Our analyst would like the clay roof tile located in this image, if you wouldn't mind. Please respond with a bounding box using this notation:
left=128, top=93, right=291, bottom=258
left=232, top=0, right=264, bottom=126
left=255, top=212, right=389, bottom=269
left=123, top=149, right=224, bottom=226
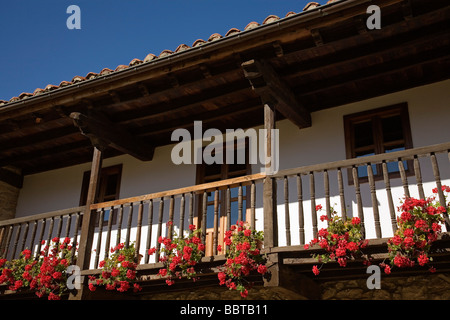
left=244, top=21, right=259, bottom=31
left=208, top=33, right=222, bottom=41
left=225, top=28, right=240, bottom=37
left=143, top=53, right=157, bottom=62
left=192, top=39, right=207, bottom=47
left=71, top=75, right=86, bottom=83
left=115, top=65, right=129, bottom=71
left=263, top=15, right=280, bottom=24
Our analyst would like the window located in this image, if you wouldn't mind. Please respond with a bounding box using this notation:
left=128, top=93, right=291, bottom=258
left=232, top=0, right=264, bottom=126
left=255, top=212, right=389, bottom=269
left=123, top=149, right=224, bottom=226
left=80, top=164, right=122, bottom=225
left=344, top=103, right=413, bottom=183
left=196, top=140, right=251, bottom=228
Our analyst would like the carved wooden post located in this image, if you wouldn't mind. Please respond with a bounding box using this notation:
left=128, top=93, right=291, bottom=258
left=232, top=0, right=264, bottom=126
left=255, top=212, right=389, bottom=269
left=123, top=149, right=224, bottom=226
left=262, top=102, right=278, bottom=248
left=69, top=147, right=103, bottom=299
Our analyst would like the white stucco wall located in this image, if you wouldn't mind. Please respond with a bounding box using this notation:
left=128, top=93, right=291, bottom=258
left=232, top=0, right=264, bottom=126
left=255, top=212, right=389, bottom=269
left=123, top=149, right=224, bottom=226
left=12, top=79, right=450, bottom=264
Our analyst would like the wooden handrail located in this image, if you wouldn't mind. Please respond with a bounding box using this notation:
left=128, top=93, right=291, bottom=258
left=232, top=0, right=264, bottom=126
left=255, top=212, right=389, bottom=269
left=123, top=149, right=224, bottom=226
left=90, top=172, right=266, bottom=210
left=271, top=141, right=450, bottom=179
left=0, top=206, right=85, bottom=227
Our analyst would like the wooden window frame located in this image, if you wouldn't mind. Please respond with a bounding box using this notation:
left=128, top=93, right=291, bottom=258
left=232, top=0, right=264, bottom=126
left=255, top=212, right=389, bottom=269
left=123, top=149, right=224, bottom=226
left=79, top=164, right=122, bottom=226
left=344, top=103, right=414, bottom=185
left=195, top=139, right=252, bottom=226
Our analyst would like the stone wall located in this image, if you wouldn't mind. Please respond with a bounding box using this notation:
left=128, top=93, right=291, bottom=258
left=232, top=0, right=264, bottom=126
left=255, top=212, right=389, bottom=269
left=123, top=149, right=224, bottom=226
left=140, top=285, right=309, bottom=300
left=0, top=180, right=20, bottom=221
left=321, top=272, right=450, bottom=300
left=137, top=273, right=450, bottom=300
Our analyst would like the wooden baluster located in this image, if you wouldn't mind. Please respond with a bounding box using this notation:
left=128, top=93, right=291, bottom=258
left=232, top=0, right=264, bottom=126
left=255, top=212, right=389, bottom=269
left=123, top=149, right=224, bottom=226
left=94, top=209, right=104, bottom=268
left=352, top=166, right=365, bottom=237
left=145, top=199, right=153, bottom=264
left=11, top=224, right=21, bottom=259
left=226, top=188, right=231, bottom=253
left=0, top=227, right=5, bottom=257
left=71, top=212, right=81, bottom=265
left=213, top=189, right=219, bottom=255
left=20, top=222, right=29, bottom=254
left=382, top=161, right=397, bottom=233
left=3, top=226, right=13, bottom=260
left=45, top=217, right=55, bottom=256
left=155, top=198, right=164, bottom=262
left=226, top=187, right=231, bottom=232
left=116, top=205, right=124, bottom=246
left=29, top=221, right=38, bottom=258
left=55, top=216, right=63, bottom=241
left=337, top=168, right=346, bottom=220
left=64, top=214, right=72, bottom=239
left=238, top=184, right=243, bottom=223
left=189, top=192, right=194, bottom=234
left=104, top=206, right=114, bottom=261
left=168, top=196, right=175, bottom=240
left=413, top=156, right=425, bottom=200
left=179, top=194, right=186, bottom=237
left=398, top=158, right=410, bottom=198
left=431, top=152, right=450, bottom=228
left=310, top=172, right=318, bottom=237
left=135, top=201, right=144, bottom=261
left=125, top=203, right=133, bottom=248
left=201, top=191, right=207, bottom=245
left=36, top=219, right=46, bottom=259
left=367, top=163, right=382, bottom=238
left=250, top=181, right=256, bottom=230
left=284, top=176, right=291, bottom=246
left=323, top=170, right=331, bottom=220
left=297, top=174, right=305, bottom=246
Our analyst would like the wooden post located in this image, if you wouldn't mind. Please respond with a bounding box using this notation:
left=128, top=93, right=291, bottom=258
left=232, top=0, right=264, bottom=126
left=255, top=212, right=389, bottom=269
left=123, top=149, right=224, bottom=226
left=69, top=147, right=103, bottom=300
left=263, top=102, right=277, bottom=248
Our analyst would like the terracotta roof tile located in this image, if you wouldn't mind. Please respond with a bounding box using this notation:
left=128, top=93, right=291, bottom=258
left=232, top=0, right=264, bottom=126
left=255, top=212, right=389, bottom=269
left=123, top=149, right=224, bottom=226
left=244, top=21, right=260, bottom=31
left=99, top=68, right=113, bottom=75
left=225, top=28, right=241, bottom=37
left=303, top=2, right=320, bottom=10
left=114, top=65, right=129, bottom=71
left=71, top=75, right=86, bottom=83
left=129, top=58, right=143, bottom=66
left=208, top=33, right=222, bottom=41
left=19, top=92, right=33, bottom=99
left=192, top=39, right=207, bottom=47
left=85, top=72, right=98, bottom=80
left=263, top=15, right=280, bottom=24
left=33, top=88, right=45, bottom=95
left=59, top=80, right=72, bottom=87
left=175, top=44, right=190, bottom=53
left=0, top=1, right=334, bottom=106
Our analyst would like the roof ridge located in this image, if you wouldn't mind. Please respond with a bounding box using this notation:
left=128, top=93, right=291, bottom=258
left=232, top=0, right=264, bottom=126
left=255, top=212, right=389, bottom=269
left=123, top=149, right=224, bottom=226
left=0, top=1, right=331, bottom=106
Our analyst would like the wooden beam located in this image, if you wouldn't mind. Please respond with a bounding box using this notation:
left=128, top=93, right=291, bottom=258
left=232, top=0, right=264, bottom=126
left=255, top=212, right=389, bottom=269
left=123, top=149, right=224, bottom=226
left=0, top=167, right=23, bottom=189
left=263, top=253, right=321, bottom=299
left=242, top=59, right=311, bottom=129
left=70, top=111, right=155, bottom=161
left=70, top=147, right=102, bottom=300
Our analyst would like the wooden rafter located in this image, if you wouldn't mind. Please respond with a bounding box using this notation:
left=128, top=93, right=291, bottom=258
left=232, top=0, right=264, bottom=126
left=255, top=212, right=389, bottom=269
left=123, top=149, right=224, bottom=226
left=70, top=111, right=155, bottom=161
left=242, top=59, right=311, bottom=129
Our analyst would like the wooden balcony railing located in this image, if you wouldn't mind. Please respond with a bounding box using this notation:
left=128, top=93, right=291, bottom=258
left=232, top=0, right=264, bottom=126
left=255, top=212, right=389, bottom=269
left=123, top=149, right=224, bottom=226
left=1, top=142, right=449, bottom=279
left=0, top=206, right=85, bottom=262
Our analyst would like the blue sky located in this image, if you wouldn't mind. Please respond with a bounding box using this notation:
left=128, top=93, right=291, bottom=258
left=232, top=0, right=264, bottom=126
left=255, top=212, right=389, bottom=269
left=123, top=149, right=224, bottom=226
left=0, top=0, right=311, bottom=102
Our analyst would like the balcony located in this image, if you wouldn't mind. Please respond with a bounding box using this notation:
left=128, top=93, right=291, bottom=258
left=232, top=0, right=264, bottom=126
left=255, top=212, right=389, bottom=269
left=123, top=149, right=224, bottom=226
left=1, top=142, right=450, bottom=300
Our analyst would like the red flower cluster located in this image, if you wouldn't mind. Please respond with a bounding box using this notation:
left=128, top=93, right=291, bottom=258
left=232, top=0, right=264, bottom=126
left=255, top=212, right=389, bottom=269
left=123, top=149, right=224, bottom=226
left=218, top=221, right=267, bottom=298
left=88, top=242, right=142, bottom=293
left=305, top=206, right=368, bottom=275
left=381, top=188, right=448, bottom=274
left=149, top=225, right=204, bottom=286
left=0, top=237, right=77, bottom=300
